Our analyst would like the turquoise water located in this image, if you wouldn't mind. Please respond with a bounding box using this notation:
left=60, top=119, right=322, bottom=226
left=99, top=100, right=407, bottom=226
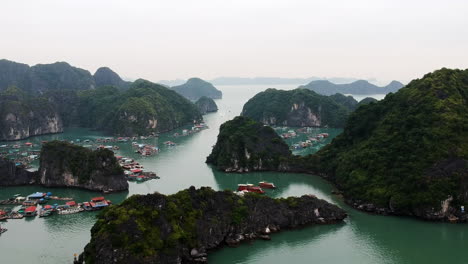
left=1, top=85, right=467, bottom=264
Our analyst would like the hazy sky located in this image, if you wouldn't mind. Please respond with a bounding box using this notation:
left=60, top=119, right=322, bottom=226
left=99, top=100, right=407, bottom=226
left=1, top=0, right=467, bottom=84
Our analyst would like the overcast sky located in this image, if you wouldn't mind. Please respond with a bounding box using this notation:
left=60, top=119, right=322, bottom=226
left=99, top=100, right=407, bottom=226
left=1, top=0, right=467, bottom=84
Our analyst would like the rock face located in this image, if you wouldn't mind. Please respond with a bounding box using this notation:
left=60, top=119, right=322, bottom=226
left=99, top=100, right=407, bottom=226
left=78, top=80, right=203, bottom=136
left=77, top=186, right=347, bottom=264
left=0, top=87, right=63, bottom=141
left=206, top=116, right=291, bottom=172
left=300, top=79, right=404, bottom=96
left=0, top=158, right=38, bottom=186
left=38, top=141, right=128, bottom=192
left=195, top=96, right=218, bottom=114
left=241, top=88, right=352, bottom=128
left=172, top=78, right=222, bottom=101
left=315, top=68, right=468, bottom=221
left=93, top=67, right=130, bottom=89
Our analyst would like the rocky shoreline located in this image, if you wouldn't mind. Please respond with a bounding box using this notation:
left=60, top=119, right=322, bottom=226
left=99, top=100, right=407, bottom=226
left=77, top=186, right=347, bottom=263
left=0, top=141, right=128, bottom=192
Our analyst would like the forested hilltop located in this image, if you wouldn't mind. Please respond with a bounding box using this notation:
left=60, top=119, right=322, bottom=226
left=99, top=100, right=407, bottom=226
left=314, top=68, right=468, bottom=220
left=0, top=59, right=202, bottom=140
left=172, top=78, right=222, bottom=101
left=241, top=88, right=361, bottom=128
left=210, top=68, right=468, bottom=222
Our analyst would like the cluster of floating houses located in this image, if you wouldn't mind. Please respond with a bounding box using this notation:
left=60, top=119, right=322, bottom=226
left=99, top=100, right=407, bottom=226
left=117, top=156, right=159, bottom=182
left=0, top=192, right=112, bottom=222
left=275, top=127, right=330, bottom=150
left=173, top=122, right=209, bottom=138
left=0, top=142, right=40, bottom=168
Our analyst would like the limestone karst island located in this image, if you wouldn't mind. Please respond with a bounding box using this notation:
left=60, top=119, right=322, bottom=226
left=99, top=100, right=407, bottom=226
left=0, top=1, right=467, bottom=264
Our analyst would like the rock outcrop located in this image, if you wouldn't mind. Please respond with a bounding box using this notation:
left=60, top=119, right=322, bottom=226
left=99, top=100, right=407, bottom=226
left=172, top=78, right=222, bottom=101
left=241, top=88, right=352, bottom=128
left=0, top=158, right=38, bottom=186
left=0, top=87, right=63, bottom=140
left=38, top=141, right=128, bottom=192
left=195, top=96, right=218, bottom=114
left=206, top=116, right=291, bottom=172
left=77, top=186, right=346, bottom=264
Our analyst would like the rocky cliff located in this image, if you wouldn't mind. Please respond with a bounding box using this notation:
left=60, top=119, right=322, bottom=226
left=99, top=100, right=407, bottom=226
left=241, top=88, right=351, bottom=128
left=172, top=78, right=222, bottom=101
left=78, top=80, right=203, bottom=136
left=195, top=96, right=218, bottom=114
left=0, top=87, right=63, bottom=141
left=77, top=186, right=346, bottom=264
left=38, top=141, right=128, bottom=192
left=0, top=158, right=38, bottom=186
left=206, top=116, right=291, bottom=172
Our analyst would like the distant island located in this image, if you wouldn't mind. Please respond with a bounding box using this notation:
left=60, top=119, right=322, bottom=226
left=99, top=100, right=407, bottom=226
left=77, top=186, right=346, bottom=263
left=241, top=89, right=360, bottom=128
left=208, top=68, right=468, bottom=223
left=299, top=79, right=404, bottom=96
left=0, top=59, right=203, bottom=140
left=171, top=78, right=222, bottom=101
left=195, top=96, right=218, bottom=114
left=159, top=76, right=383, bottom=86
left=0, top=141, right=128, bottom=192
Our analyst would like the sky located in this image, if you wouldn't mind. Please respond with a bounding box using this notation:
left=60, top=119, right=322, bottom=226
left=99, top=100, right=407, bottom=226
left=1, top=0, right=467, bottom=84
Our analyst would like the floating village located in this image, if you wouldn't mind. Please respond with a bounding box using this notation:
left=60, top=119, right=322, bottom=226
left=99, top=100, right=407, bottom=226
left=0, top=124, right=330, bottom=235
left=0, top=122, right=211, bottom=232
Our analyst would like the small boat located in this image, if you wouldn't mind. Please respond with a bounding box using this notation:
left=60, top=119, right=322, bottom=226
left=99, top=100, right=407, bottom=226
left=7, top=211, right=23, bottom=219
left=39, top=205, right=55, bottom=217
left=57, top=207, right=83, bottom=215
left=237, top=184, right=265, bottom=194
left=259, top=182, right=276, bottom=189
left=24, top=206, right=37, bottom=217
left=0, top=210, right=8, bottom=221
left=49, top=196, right=73, bottom=201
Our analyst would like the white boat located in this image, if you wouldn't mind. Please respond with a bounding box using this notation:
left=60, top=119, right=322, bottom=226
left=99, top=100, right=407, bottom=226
left=57, top=207, right=83, bottom=215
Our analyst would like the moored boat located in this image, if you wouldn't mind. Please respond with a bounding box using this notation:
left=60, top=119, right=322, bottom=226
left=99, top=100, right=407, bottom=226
left=237, top=184, right=265, bottom=194
left=259, top=182, right=276, bottom=189
left=24, top=206, right=37, bottom=217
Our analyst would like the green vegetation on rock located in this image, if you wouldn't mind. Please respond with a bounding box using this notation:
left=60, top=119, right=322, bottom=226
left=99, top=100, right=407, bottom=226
left=79, top=186, right=346, bottom=263
left=241, top=88, right=353, bottom=128
left=172, top=78, right=222, bottom=101
left=78, top=80, right=202, bottom=136
left=39, top=141, right=127, bottom=191
left=206, top=116, right=291, bottom=172
left=209, top=68, right=468, bottom=221
left=315, top=68, right=468, bottom=217
left=195, top=96, right=218, bottom=114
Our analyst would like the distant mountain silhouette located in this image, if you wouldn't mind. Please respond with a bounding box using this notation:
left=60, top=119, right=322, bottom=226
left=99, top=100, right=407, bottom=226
left=299, top=80, right=404, bottom=96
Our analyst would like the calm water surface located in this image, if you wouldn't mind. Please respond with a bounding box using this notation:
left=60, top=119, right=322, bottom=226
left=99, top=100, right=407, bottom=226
left=1, top=85, right=466, bottom=264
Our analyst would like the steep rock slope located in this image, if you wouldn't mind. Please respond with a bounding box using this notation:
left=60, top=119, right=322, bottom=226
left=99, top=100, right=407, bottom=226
left=315, top=68, right=468, bottom=220
left=172, top=78, right=222, bottom=101
left=195, top=96, right=218, bottom=114
left=38, top=141, right=128, bottom=192
left=78, top=80, right=202, bottom=136
left=241, top=88, right=352, bottom=128
left=0, top=87, right=63, bottom=140
left=206, top=116, right=291, bottom=172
